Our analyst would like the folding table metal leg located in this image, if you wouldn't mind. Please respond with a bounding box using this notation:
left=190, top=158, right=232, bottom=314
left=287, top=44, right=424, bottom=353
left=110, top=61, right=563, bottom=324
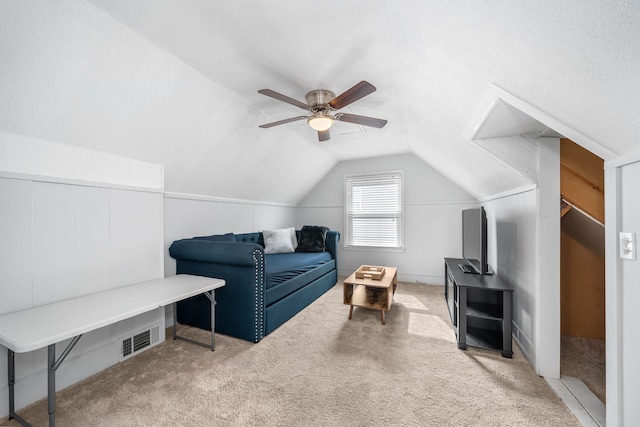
left=7, top=348, right=16, bottom=420
left=8, top=348, right=14, bottom=418
left=208, top=291, right=216, bottom=350
left=172, top=302, right=178, bottom=341
left=7, top=349, right=30, bottom=427
left=48, top=345, right=56, bottom=427
left=6, top=336, right=82, bottom=427
left=172, top=291, right=217, bottom=351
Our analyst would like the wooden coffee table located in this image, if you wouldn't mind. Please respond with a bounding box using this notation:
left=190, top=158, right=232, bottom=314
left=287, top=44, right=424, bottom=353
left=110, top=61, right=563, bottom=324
left=343, top=267, right=398, bottom=325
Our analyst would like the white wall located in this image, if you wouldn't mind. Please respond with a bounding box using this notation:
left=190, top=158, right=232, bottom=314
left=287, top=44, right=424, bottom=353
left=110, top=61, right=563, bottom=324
left=535, top=138, right=561, bottom=378
left=0, top=131, right=164, bottom=190
left=482, top=190, right=538, bottom=365
left=298, top=153, right=476, bottom=283
left=481, top=138, right=560, bottom=378
left=0, top=140, right=164, bottom=417
left=610, top=157, right=640, bottom=425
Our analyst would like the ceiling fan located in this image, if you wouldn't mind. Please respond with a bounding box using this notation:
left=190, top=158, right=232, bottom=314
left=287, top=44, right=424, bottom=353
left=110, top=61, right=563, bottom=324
left=258, top=81, right=387, bottom=141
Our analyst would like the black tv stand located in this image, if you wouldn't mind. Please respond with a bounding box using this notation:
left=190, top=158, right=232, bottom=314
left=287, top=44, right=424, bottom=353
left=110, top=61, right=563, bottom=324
left=445, top=258, right=513, bottom=357
left=458, top=263, right=477, bottom=274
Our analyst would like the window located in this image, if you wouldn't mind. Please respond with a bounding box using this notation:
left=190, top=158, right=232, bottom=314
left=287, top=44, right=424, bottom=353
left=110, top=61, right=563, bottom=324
left=344, top=171, right=403, bottom=249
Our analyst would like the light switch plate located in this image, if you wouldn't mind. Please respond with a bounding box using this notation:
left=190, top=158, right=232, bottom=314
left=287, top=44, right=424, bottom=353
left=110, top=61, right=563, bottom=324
left=620, top=232, right=636, bottom=260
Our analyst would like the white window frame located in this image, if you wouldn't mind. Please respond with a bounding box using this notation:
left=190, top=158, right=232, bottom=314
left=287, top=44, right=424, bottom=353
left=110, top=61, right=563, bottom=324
left=344, top=171, right=404, bottom=251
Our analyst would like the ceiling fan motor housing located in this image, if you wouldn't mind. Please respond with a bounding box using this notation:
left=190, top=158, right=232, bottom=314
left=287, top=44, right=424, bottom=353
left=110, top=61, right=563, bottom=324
left=305, top=89, right=336, bottom=110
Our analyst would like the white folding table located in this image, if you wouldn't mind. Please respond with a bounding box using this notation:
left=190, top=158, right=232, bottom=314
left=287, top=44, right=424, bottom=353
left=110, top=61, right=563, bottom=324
left=0, top=274, right=225, bottom=427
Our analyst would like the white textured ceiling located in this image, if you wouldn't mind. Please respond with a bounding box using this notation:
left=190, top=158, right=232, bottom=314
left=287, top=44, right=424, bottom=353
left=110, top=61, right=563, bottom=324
left=2, top=1, right=639, bottom=203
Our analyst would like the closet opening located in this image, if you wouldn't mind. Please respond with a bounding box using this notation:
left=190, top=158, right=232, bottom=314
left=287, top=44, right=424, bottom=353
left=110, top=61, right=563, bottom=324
left=559, top=138, right=606, bottom=407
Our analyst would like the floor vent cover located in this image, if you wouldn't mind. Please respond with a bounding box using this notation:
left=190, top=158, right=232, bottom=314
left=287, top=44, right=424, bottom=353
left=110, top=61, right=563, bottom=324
left=119, top=324, right=160, bottom=361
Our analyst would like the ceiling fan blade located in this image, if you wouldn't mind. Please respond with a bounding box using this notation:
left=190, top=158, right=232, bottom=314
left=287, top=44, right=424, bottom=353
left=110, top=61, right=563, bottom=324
left=318, top=129, right=331, bottom=142
left=336, top=113, right=387, bottom=128
left=259, top=116, right=308, bottom=128
left=328, top=81, right=377, bottom=110
left=258, top=89, right=309, bottom=110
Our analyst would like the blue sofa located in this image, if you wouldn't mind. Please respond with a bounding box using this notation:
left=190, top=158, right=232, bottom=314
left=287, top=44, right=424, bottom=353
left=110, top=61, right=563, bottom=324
left=169, top=229, right=340, bottom=343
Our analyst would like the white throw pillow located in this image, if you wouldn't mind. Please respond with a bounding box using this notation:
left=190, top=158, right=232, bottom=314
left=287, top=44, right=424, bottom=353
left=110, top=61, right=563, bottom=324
left=263, top=228, right=295, bottom=254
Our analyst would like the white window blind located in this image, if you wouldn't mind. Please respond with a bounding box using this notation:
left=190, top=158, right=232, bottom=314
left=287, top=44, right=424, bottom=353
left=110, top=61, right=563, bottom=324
left=345, top=172, right=403, bottom=248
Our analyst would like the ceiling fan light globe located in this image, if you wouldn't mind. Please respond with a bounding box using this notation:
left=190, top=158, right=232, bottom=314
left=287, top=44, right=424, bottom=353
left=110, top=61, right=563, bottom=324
left=308, top=115, right=334, bottom=131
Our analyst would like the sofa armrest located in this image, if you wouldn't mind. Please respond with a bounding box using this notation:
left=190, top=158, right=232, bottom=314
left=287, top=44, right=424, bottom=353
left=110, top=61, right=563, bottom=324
left=170, top=239, right=266, bottom=342
left=169, top=239, right=263, bottom=266
left=325, top=230, right=340, bottom=263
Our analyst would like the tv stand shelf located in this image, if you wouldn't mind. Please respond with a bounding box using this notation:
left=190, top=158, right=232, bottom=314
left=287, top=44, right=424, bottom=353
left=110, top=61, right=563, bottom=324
left=444, top=258, right=513, bottom=358
left=466, top=302, right=503, bottom=320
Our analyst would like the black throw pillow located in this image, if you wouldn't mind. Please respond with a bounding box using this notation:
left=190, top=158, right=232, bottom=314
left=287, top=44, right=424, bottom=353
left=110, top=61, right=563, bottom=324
left=296, top=226, right=329, bottom=253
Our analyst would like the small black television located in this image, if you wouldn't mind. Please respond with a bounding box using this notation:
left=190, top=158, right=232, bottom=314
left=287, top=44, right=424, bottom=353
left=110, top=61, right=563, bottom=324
left=461, top=206, right=490, bottom=275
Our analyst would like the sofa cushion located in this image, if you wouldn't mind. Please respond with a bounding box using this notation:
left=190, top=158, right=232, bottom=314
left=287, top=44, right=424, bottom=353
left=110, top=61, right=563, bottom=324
left=265, top=252, right=335, bottom=305
left=262, top=228, right=296, bottom=254
left=296, top=225, right=329, bottom=252
left=265, top=252, right=332, bottom=284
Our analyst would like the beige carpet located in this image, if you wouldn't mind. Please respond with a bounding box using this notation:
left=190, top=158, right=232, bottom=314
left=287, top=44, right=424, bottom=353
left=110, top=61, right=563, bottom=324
left=2, top=282, right=579, bottom=426
left=561, top=335, right=606, bottom=404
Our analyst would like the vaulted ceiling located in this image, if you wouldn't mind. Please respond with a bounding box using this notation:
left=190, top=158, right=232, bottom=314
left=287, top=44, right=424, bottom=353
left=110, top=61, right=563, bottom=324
left=2, top=1, right=639, bottom=204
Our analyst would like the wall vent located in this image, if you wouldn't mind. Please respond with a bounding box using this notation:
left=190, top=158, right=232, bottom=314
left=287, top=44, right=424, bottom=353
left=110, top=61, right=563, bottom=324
left=119, top=323, right=161, bottom=361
